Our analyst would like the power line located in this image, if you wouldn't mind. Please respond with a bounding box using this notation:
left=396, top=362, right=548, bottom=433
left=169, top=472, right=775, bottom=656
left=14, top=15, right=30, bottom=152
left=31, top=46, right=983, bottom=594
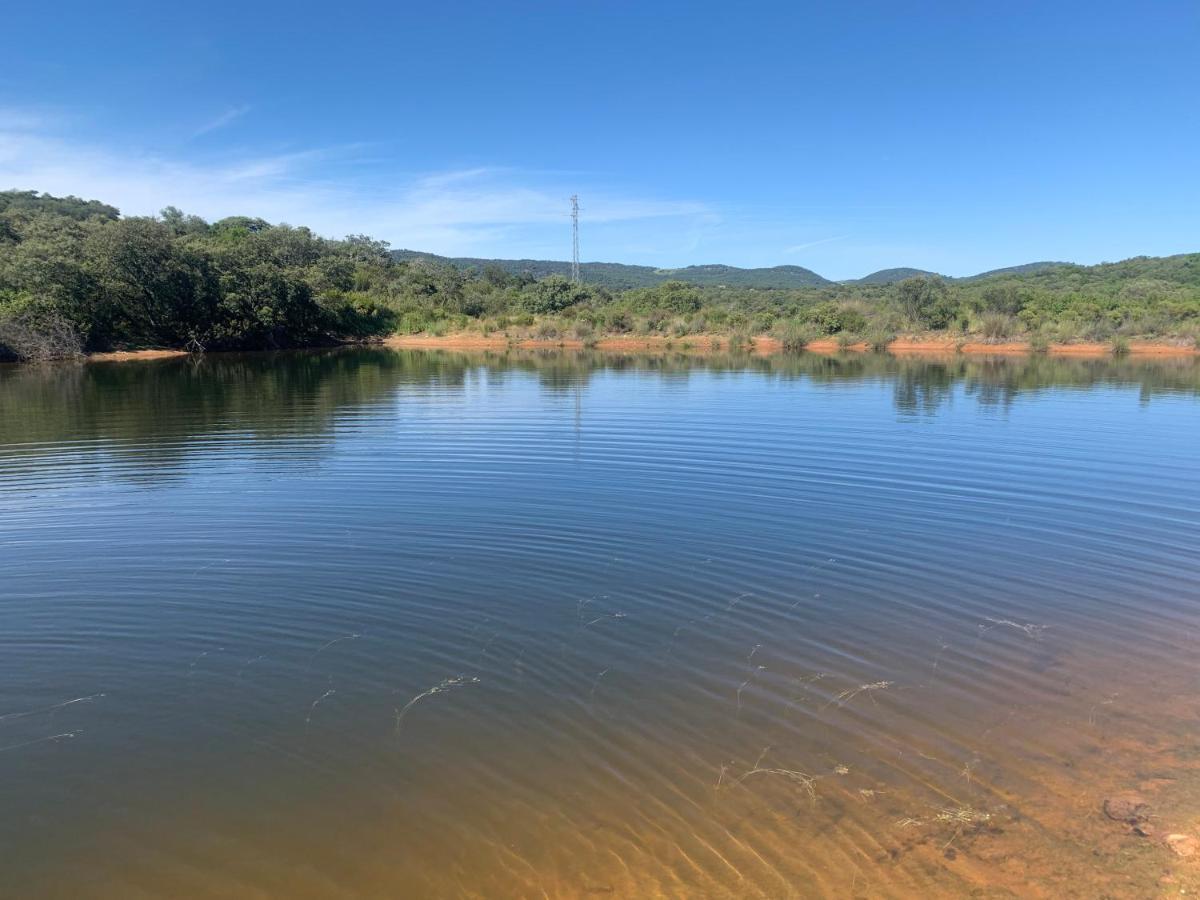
left=570, top=195, right=580, bottom=283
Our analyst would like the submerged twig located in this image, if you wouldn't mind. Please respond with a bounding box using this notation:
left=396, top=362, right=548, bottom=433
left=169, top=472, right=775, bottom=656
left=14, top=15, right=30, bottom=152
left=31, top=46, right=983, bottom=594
left=728, top=746, right=820, bottom=801
left=0, top=731, right=81, bottom=753
left=187, top=647, right=223, bottom=677
left=584, top=612, right=627, bottom=628
left=0, top=694, right=104, bottom=724
left=736, top=665, right=767, bottom=712
left=237, top=655, right=266, bottom=678
left=307, top=633, right=361, bottom=670
left=981, top=617, right=1047, bottom=639
left=823, top=680, right=892, bottom=710
left=577, top=594, right=607, bottom=623
left=726, top=592, right=753, bottom=612
left=305, top=689, right=336, bottom=730
left=894, top=806, right=992, bottom=850
left=589, top=668, right=610, bottom=702
left=393, top=675, right=479, bottom=736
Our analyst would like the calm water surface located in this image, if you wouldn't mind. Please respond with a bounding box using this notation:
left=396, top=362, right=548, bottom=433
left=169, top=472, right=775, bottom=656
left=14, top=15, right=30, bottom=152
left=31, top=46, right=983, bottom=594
left=2, top=349, right=1199, bottom=898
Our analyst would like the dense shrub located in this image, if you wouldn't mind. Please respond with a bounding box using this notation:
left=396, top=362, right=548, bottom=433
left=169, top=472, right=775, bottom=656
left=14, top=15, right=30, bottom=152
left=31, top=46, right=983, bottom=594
left=517, top=275, right=588, bottom=314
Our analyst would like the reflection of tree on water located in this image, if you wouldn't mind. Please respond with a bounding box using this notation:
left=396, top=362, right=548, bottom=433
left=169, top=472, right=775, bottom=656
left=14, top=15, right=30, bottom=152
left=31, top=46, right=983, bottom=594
left=892, top=362, right=954, bottom=416
left=0, top=350, right=420, bottom=481
left=2, top=348, right=1198, bottom=481
left=434, top=348, right=1200, bottom=414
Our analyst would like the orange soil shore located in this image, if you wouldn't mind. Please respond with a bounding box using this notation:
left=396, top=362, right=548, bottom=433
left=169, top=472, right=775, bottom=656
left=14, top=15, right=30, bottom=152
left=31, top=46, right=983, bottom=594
left=86, top=349, right=190, bottom=362
left=70, top=335, right=1198, bottom=362
left=384, top=333, right=1200, bottom=357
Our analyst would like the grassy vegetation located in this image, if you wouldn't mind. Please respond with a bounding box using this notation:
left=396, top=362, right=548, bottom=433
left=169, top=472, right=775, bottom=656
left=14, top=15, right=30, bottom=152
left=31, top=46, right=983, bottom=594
left=3, top=190, right=1199, bottom=361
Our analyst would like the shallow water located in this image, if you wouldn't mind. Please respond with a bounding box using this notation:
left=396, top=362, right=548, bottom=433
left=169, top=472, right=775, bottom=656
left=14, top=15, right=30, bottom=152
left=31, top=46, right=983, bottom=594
left=2, top=349, right=1199, bottom=898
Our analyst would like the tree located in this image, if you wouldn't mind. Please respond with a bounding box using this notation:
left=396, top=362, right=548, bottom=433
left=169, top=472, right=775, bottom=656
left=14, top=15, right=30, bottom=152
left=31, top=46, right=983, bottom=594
left=343, top=234, right=392, bottom=264
left=977, top=283, right=1026, bottom=316
left=652, top=280, right=702, bottom=313
left=160, top=206, right=210, bottom=236
left=518, top=275, right=588, bottom=314
left=0, top=189, right=118, bottom=221
left=84, top=217, right=217, bottom=347
left=896, top=276, right=956, bottom=328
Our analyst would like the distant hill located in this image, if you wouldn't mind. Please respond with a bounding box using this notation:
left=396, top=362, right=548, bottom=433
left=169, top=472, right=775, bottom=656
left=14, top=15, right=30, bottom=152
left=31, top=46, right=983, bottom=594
left=849, top=267, right=939, bottom=285
left=961, top=261, right=1070, bottom=281
left=393, top=249, right=1200, bottom=291
left=392, top=251, right=830, bottom=290
left=849, top=262, right=1073, bottom=285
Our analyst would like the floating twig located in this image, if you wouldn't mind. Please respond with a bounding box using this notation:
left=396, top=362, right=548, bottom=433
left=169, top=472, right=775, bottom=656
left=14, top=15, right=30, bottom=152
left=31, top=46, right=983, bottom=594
left=305, top=689, right=336, bottom=730
left=823, top=680, right=892, bottom=710
left=0, top=731, right=80, bottom=753
left=394, top=676, right=479, bottom=736
left=307, top=633, right=361, bottom=671
left=0, top=694, right=104, bottom=724
left=584, top=612, right=627, bottom=628
left=981, top=617, right=1047, bottom=639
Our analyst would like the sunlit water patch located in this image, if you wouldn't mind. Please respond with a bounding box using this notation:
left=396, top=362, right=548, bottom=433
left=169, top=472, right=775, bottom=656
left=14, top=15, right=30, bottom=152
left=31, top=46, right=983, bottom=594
left=2, top=349, right=1199, bottom=898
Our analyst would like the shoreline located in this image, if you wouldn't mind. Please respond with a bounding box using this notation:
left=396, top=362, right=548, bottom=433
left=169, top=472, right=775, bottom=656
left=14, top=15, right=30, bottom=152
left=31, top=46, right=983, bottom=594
left=84, top=349, right=191, bottom=362
left=21, top=335, right=1196, bottom=365
left=383, top=333, right=1200, bottom=357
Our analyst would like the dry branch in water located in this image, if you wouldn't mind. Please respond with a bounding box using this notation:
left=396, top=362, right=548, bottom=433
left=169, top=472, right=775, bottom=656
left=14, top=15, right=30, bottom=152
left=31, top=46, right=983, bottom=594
left=0, top=731, right=81, bottom=753
left=736, top=665, right=767, bottom=711
left=584, top=612, right=627, bottom=628
left=0, top=694, right=104, bottom=724
left=823, top=680, right=892, bottom=710
left=237, top=655, right=266, bottom=678
left=725, top=746, right=821, bottom=802
left=894, top=806, right=993, bottom=849
left=0, top=310, right=83, bottom=361
left=981, top=617, right=1047, bottom=639
left=394, top=675, right=480, bottom=736
left=307, top=633, right=362, bottom=670
left=306, top=689, right=336, bottom=730
left=186, top=647, right=226, bottom=686
left=589, top=668, right=610, bottom=702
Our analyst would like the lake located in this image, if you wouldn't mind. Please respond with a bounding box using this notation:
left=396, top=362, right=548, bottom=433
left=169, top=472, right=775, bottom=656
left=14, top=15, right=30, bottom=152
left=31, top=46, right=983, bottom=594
left=2, top=348, right=1199, bottom=898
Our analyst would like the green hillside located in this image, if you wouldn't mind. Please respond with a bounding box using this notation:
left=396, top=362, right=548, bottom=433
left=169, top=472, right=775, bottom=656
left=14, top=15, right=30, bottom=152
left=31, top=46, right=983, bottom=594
left=392, top=251, right=1109, bottom=288
left=850, top=268, right=938, bottom=284
left=392, top=250, right=830, bottom=289
left=962, top=261, right=1070, bottom=281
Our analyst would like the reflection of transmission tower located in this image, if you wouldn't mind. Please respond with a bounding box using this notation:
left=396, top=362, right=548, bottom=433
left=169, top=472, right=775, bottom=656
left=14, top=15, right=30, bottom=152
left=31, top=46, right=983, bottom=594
left=570, top=195, right=580, bottom=283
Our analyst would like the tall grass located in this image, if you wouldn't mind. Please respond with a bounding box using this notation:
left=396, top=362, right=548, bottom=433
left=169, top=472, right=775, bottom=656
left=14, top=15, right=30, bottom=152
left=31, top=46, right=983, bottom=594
left=977, top=312, right=1017, bottom=340
left=865, top=327, right=895, bottom=352
left=776, top=320, right=815, bottom=351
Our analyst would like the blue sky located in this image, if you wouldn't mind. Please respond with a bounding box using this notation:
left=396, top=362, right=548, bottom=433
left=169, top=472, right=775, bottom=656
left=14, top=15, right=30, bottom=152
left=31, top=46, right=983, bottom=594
left=2, top=1, right=1197, bottom=279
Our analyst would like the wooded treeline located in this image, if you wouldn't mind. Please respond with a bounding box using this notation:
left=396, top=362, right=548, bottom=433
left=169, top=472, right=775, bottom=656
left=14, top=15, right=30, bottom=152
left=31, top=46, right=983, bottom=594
left=2, top=190, right=1198, bottom=360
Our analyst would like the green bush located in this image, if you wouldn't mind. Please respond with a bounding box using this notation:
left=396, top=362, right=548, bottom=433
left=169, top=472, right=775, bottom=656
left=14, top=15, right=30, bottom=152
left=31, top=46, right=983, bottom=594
left=516, top=275, right=588, bottom=315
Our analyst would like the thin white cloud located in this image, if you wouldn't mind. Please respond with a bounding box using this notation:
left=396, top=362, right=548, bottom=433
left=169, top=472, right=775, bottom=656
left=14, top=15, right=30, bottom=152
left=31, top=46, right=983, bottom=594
left=0, top=108, right=60, bottom=131
left=782, top=234, right=849, bottom=254
left=192, top=105, right=251, bottom=138
left=0, top=112, right=715, bottom=257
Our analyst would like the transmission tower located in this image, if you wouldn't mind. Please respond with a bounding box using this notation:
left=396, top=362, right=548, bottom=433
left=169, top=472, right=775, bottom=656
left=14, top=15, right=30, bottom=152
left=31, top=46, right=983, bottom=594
left=570, top=195, right=580, bottom=283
